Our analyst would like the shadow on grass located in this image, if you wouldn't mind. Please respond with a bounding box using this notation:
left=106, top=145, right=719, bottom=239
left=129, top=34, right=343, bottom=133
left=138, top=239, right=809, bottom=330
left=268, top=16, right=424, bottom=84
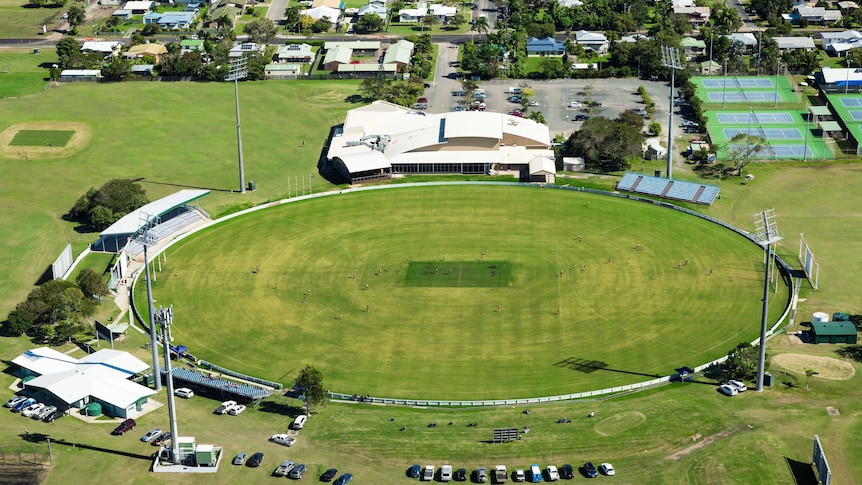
left=784, top=457, right=818, bottom=485
left=256, top=400, right=305, bottom=418
left=138, top=179, right=234, bottom=193
left=835, top=345, right=862, bottom=362
left=22, top=433, right=153, bottom=461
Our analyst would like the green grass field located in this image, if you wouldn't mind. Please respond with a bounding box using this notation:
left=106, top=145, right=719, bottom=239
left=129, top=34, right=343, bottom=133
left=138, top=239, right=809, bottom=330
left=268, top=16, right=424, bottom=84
left=137, top=185, right=786, bottom=400
left=10, top=130, right=74, bottom=146
left=0, top=48, right=57, bottom=98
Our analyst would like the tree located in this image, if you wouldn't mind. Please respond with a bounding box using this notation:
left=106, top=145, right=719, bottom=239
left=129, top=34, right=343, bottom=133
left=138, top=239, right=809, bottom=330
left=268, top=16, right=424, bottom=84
left=720, top=342, right=766, bottom=381
left=451, top=12, right=466, bottom=30
left=103, top=57, right=132, bottom=80
left=68, top=179, right=149, bottom=231
left=284, top=6, right=302, bottom=32
left=565, top=116, right=643, bottom=172
left=725, top=132, right=772, bottom=177
left=473, top=15, right=490, bottom=36
left=142, top=23, right=162, bottom=36
left=526, top=110, right=546, bottom=124
left=67, top=4, right=85, bottom=27
left=421, top=13, right=439, bottom=30
left=805, top=368, right=815, bottom=391
left=295, top=364, right=326, bottom=414
left=300, top=15, right=317, bottom=32
left=312, top=18, right=331, bottom=33
left=56, top=37, right=83, bottom=70
left=355, top=13, right=383, bottom=33
left=243, top=18, right=278, bottom=43
left=76, top=269, right=110, bottom=300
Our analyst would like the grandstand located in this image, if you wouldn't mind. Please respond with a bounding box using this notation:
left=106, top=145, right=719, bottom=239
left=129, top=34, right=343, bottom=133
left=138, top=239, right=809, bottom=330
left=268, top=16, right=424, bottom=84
left=124, top=210, right=203, bottom=259
left=166, top=367, right=273, bottom=405
left=616, top=173, right=720, bottom=205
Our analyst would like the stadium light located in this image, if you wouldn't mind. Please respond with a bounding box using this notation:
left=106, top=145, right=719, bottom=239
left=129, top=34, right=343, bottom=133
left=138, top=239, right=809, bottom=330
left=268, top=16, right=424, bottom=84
left=155, top=305, right=181, bottom=464
left=133, top=213, right=162, bottom=392
left=752, top=208, right=782, bottom=392
left=661, top=45, right=682, bottom=180
left=227, top=58, right=248, bottom=194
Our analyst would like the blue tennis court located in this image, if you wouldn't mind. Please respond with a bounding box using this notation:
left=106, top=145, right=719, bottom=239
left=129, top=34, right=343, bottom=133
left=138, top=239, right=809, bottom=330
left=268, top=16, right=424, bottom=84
left=849, top=110, right=862, bottom=121
left=724, top=127, right=803, bottom=140
left=729, top=144, right=812, bottom=157
left=702, top=78, right=774, bottom=88
left=708, top=92, right=780, bottom=102
left=840, top=97, right=862, bottom=107
left=716, top=112, right=794, bottom=124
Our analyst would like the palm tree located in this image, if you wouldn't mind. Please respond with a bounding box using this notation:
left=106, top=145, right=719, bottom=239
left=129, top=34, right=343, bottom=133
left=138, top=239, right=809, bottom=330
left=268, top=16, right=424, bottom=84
left=473, top=16, right=490, bottom=38
left=805, top=368, right=815, bottom=391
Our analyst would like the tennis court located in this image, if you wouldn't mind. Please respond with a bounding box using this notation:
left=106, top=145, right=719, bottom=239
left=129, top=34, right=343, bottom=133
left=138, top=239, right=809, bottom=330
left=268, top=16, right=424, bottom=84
left=707, top=91, right=783, bottom=102
left=848, top=110, right=862, bottom=121
left=715, top=112, right=795, bottom=124
left=693, top=75, right=798, bottom=106
left=701, top=78, right=774, bottom=89
left=839, top=97, right=862, bottom=107
left=723, top=127, right=804, bottom=140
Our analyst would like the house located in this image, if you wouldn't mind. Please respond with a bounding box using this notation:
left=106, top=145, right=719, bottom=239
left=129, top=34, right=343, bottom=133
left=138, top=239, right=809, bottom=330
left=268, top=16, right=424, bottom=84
left=180, top=38, right=205, bottom=53
left=672, top=0, right=695, bottom=6
left=382, top=39, right=414, bottom=66
left=265, top=63, right=302, bottom=78
left=398, top=3, right=454, bottom=23
left=82, top=41, right=122, bottom=57
left=124, top=43, right=168, bottom=62
left=838, top=1, right=859, bottom=10
left=123, top=0, right=153, bottom=14
left=725, top=32, right=758, bottom=53
left=58, top=69, right=103, bottom=82
left=112, top=9, right=133, bottom=21
left=277, top=43, right=315, bottom=63
left=774, top=36, right=816, bottom=51
left=334, top=63, right=398, bottom=77
left=312, top=0, right=342, bottom=8
left=323, top=40, right=380, bottom=55
left=700, top=59, right=721, bottom=75
left=428, top=3, right=456, bottom=22
left=183, top=2, right=202, bottom=11
left=782, top=6, right=842, bottom=24
left=229, top=42, right=265, bottom=58
left=619, top=33, right=650, bottom=43
left=575, top=30, right=608, bottom=54
left=673, top=6, right=710, bottom=28
left=682, top=37, right=706, bottom=59
left=527, top=37, right=564, bottom=55
left=557, top=0, right=583, bottom=6
left=322, top=45, right=353, bottom=70
left=155, top=11, right=197, bottom=29
left=12, top=348, right=155, bottom=419
left=823, top=31, right=862, bottom=55
left=131, top=64, right=155, bottom=76
left=357, top=2, right=387, bottom=21
left=304, top=5, right=341, bottom=24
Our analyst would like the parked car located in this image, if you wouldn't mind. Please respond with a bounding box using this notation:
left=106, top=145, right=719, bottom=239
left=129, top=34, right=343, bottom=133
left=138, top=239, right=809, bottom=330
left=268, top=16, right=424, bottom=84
left=274, top=460, right=295, bottom=477
left=289, top=463, right=307, bottom=479
left=728, top=379, right=748, bottom=392
left=423, top=465, right=435, bottom=481
left=215, top=400, right=237, bottom=414
left=508, top=95, right=523, bottom=103
left=141, top=428, right=162, bottom=442
left=408, top=464, right=421, bottom=478
left=5, top=396, right=28, bottom=408
left=247, top=452, right=264, bottom=468
left=12, top=398, right=36, bottom=413
left=598, top=463, right=615, bottom=476
left=291, top=414, right=308, bottom=429
left=228, top=404, right=246, bottom=415
left=529, top=464, right=542, bottom=482
left=174, top=388, right=194, bottom=399
left=21, top=403, right=45, bottom=418
left=567, top=101, right=582, bottom=108
left=412, top=103, right=428, bottom=110
left=441, top=464, right=453, bottom=481
left=582, top=462, right=598, bottom=478
left=418, top=97, right=428, bottom=103
left=34, top=405, right=56, bottom=420
left=681, top=120, right=699, bottom=127
left=334, top=473, right=353, bottom=485
left=509, top=110, right=524, bottom=117
left=152, top=432, right=172, bottom=446
left=453, top=106, right=466, bottom=112
left=43, top=410, right=64, bottom=423
left=453, top=90, right=466, bottom=96
left=718, top=384, right=738, bottom=396
left=633, top=108, right=648, bottom=117
left=560, top=464, right=574, bottom=479
left=112, top=418, right=136, bottom=435
left=321, top=468, right=338, bottom=481
left=589, top=101, right=602, bottom=107
left=574, top=114, right=590, bottom=122
left=233, top=452, right=248, bottom=465
left=476, top=467, right=488, bottom=483
left=270, top=434, right=296, bottom=447
left=454, top=468, right=467, bottom=481
left=547, top=465, right=560, bottom=481
left=513, top=469, right=526, bottom=482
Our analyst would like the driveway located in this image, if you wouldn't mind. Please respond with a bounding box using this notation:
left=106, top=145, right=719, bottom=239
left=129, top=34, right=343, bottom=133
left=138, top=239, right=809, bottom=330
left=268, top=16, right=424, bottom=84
left=267, top=0, right=290, bottom=23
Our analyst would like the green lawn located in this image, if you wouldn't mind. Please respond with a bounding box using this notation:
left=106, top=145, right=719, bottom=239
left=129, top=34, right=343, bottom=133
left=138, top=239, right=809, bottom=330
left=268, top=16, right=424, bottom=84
left=0, top=48, right=57, bottom=98
left=0, top=5, right=63, bottom=39
left=10, top=129, right=74, bottom=146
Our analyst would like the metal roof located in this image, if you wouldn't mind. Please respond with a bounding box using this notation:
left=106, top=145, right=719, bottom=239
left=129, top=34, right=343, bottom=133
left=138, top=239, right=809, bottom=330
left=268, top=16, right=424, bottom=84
left=811, top=321, right=858, bottom=336
left=99, top=189, right=209, bottom=238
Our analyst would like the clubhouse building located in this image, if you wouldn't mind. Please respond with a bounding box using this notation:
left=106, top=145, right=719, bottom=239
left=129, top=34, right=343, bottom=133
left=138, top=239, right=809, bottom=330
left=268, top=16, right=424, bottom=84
left=327, top=101, right=556, bottom=184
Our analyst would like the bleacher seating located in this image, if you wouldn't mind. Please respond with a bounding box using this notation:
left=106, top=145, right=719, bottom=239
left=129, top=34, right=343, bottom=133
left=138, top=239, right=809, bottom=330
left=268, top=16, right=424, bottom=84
left=616, top=173, right=720, bottom=205
left=125, top=209, right=203, bottom=258
left=167, top=367, right=273, bottom=403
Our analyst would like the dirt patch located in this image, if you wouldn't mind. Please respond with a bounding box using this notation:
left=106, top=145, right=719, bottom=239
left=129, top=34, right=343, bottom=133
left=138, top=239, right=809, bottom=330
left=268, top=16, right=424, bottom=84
left=593, top=411, right=646, bottom=436
left=667, top=427, right=747, bottom=461
left=826, top=407, right=840, bottom=416
left=773, top=353, right=856, bottom=381
left=0, top=122, right=91, bottom=159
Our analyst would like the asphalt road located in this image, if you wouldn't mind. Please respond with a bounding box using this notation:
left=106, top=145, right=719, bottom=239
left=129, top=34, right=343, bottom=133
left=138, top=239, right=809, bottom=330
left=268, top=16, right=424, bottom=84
left=267, top=0, right=290, bottom=24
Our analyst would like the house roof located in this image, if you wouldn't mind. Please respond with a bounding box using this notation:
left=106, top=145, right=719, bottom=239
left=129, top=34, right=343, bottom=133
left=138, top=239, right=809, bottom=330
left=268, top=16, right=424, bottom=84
left=312, top=0, right=341, bottom=8
left=795, top=6, right=842, bottom=21
left=265, top=63, right=301, bottom=71
left=323, top=40, right=380, bottom=50
left=82, top=41, right=122, bottom=53
left=838, top=1, right=859, bottom=8
left=127, top=43, right=167, bottom=56
left=681, top=37, right=706, bottom=48
left=575, top=30, right=607, bottom=42
left=726, top=32, right=758, bottom=46
left=774, top=36, right=816, bottom=49
left=357, top=3, right=387, bottom=17
left=811, top=321, right=858, bottom=336
left=304, top=5, right=341, bottom=22
left=123, top=0, right=153, bottom=10
left=557, top=0, right=583, bottom=6
left=383, top=39, right=414, bottom=64
left=701, top=60, right=720, bottom=67
left=99, top=189, right=210, bottom=237
left=278, top=43, right=314, bottom=60
left=323, top=45, right=353, bottom=64
left=673, top=6, right=710, bottom=17
left=527, top=37, right=564, bottom=53
left=619, top=34, right=650, bottom=43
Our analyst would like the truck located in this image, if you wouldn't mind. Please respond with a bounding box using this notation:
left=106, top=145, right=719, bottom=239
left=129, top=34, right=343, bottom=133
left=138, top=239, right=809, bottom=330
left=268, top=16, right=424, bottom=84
left=494, top=465, right=508, bottom=482
left=274, top=460, right=295, bottom=477
left=507, top=87, right=522, bottom=94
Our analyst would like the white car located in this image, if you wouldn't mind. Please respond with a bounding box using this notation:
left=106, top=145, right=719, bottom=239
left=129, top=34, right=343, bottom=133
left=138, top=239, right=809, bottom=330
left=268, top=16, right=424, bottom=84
left=440, top=465, right=452, bottom=481
left=34, top=405, right=57, bottom=420
left=547, top=465, right=560, bottom=481
left=728, top=379, right=747, bottom=392
left=423, top=465, right=435, bottom=481
left=599, top=462, right=615, bottom=476
left=228, top=404, right=246, bottom=415
left=513, top=469, right=526, bottom=482
left=718, top=384, right=738, bottom=396
left=5, top=396, right=28, bottom=408
left=215, top=400, right=237, bottom=414
left=141, top=428, right=162, bottom=442
left=270, top=434, right=296, bottom=447
left=21, top=403, right=45, bottom=418
left=567, top=101, right=582, bottom=108
left=174, top=388, right=194, bottom=399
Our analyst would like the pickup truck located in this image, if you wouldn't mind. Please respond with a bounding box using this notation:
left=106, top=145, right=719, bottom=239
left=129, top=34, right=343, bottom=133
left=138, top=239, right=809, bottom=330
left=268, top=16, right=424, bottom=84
left=494, top=465, right=508, bottom=482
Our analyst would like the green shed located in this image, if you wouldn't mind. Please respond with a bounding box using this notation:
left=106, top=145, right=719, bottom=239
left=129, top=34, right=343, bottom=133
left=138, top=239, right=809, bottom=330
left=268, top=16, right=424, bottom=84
left=810, top=321, right=858, bottom=344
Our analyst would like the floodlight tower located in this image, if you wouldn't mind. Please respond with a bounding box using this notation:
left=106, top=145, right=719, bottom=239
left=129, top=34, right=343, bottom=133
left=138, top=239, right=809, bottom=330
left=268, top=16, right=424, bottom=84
left=661, top=45, right=683, bottom=180
left=155, top=305, right=181, bottom=464
left=753, top=208, right=782, bottom=392
left=134, top=213, right=162, bottom=391
left=227, top=57, right=248, bottom=194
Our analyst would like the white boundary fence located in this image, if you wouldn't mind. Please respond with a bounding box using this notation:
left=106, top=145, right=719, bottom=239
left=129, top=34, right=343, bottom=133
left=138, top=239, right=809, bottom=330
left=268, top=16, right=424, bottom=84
left=130, top=181, right=796, bottom=406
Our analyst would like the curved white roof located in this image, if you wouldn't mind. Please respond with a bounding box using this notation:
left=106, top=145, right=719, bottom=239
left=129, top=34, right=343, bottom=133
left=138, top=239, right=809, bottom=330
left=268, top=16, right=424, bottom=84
left=99, top=189, right=209, bottom=237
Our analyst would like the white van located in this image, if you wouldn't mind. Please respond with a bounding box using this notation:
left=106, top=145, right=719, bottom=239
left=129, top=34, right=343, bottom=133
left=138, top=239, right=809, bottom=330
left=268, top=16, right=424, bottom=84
left=292, top=414, right=308, bottom=429
left=508, top=87, right=522, bottom=94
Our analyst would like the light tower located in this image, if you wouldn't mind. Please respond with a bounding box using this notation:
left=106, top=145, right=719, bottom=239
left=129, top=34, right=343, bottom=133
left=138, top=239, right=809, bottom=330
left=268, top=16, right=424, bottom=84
left=155, top=305, right=181, bottom=463
left=227, top=57, right=248, bottom=194
left=134, top=213, right=162, bottom=391
left=661, top=45, right=683, bottom=180
left=753, top=208, right=782, bottom=392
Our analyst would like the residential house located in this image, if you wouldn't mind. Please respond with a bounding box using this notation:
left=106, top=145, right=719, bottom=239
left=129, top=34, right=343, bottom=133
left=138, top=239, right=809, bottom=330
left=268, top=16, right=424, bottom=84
left=265, top=63, right=302, bottom=78
left=324, top=40, right=380, bottom=55
left=681, top=37, right=706, bottom=59
left=229, top=42, right=266, bottom=58
left=383, top=39, right=414, bottom=67
left=574, top=30, right=608, bottom=54
left=826, top=37, right=862, bottom=56
left=112, top=9, right=133, bottom=21
left=277, top=43, right=315, bottom=63
left=526, top=37, right=564, bottom=55
left=725, top=32, right=758, bottom=53
left=312, top=0, right=342, bottom=7
left=322, top=45, right=353, bottom=70
left=183, top=2, right=202, bottom=11
left=180, top=39, right=205, bottom=53
left=123, top=0, right=153, bottom=14
left=782, top=6, right=842, bottom=24
left=673, top=6, right=710, bottom=28
left=131, top=64, right=155, bottom=77
left=838, top=1, right=859, bottom=11
left=700, top=59, right=721, bottom=75
left=557, top=0, right=583, bottom=6
left=124, top=43, right=168, bottom=62
left=156, top=11, right=197, bottom=29
left=671, top=0, right=695, bottom=7
left=619, top=33, right=650, bottom=43
left=82, top=41, right=122, bottom=58
left=334, top=63, right=397, bottom=77
left=357, top=2, right=387, bottom=21
left=398, top=3, right=455, bottom=23
left=304, top=5, right=342, bottom=24
left=774, top=36, right=816, bottom=52
left=428, top=3, right=456, bottom=23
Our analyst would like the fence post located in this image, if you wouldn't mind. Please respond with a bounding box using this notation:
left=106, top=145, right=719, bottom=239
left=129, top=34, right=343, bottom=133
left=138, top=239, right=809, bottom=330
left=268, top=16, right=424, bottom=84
left=47, top=438, right=52, bottom=466
left=17, top=445, right=22, bottom=465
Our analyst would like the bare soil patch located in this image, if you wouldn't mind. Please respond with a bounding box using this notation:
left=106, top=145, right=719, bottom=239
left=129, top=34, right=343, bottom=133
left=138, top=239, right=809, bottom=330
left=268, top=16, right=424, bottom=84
left=772, top=353, right=856, bottom=381
left=667, top=426, right=747, bottom=461
left=0, top=122, right=91, bottom=159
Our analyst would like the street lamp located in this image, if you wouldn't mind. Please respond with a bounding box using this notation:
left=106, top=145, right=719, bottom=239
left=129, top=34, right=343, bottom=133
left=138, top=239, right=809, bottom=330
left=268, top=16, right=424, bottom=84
left=227, top=57, right=248, bottom=194
left=752, top=209, right=782, bottom=392
left=155, top=305, right=181, bottom=464
left=133, top=214, right=162, bottom=392
left=660, top=45, right=682, bottom=180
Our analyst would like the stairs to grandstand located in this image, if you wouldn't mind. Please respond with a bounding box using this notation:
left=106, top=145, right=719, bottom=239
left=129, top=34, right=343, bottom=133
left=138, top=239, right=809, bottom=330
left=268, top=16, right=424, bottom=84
left=126, top=209, right=207, bottom=259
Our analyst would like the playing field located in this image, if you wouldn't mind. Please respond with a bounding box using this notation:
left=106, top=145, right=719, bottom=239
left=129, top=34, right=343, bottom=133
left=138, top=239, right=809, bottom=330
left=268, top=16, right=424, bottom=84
left=9, top=129, right=74, bottom=146
left=693, top=75, right=799, bottom=107
left=142, top=185, right=788, bottom=400
left=703, top=110, right=834, bottom=160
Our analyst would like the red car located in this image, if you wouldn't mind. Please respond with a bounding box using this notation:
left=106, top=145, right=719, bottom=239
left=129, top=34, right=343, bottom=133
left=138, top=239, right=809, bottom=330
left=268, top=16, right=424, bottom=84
left=508, top=110, right=524, bottom=117
left=112, top=418, right=136, bottom=435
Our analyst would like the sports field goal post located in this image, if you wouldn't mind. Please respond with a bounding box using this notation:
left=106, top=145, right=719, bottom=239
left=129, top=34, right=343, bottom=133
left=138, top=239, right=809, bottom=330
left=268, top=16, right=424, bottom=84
left=812, top=435, right=831, bottom=485
left=797, top=233, right=820, bottom=289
